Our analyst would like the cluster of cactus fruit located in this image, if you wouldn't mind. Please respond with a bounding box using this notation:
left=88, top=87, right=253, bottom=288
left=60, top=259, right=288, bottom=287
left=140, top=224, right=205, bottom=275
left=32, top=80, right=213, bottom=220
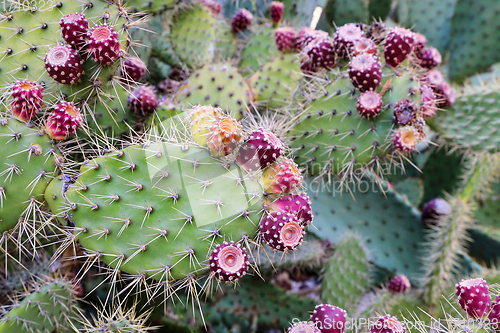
left=2, top=0, right=500, bottom=332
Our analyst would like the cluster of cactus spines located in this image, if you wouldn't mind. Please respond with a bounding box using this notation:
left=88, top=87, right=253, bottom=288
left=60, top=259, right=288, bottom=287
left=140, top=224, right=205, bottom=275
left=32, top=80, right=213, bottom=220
left=388, top=275, right=411, bottom=294
left=455, top=278, right=491, bottom=318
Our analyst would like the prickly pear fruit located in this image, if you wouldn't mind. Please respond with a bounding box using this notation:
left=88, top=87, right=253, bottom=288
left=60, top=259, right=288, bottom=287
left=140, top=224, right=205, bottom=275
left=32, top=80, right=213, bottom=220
left=45, top=101, right=82, bottom=140
left=288, top=321, right=321, bottom=333
left=270, top=1, right=284, bottom=25
left=60, top=13, right=89, bottom=51
left=275, top=27, right=297, bottom=52
left=356, top=91, right=383, bottom=118
left=202, top=0, right=223, bottom=15
left=300, top=36, right=335, bottom=72
left=388, top=274, right=411, bottom=293
left=209, top=241, right=248, bottom=282
left=489, top=296, right=500, bottom=328
left=268, top=193, right=313, bottom=226
left=259, top=211, right=304, bottom=252
left=295, top=28, right=328, bottom=51
left=420, top=85, right=437, bottom=118
left=122, top=57, right=147, bottom=82
left=11, top=81, right=43, bottom=122
left=417, top=47, right=442, bottom=69
left=127, top=85, right=158, bottom=117
left=352, top=38, right=378, bottom=57
left=310, top=304, right=347, bottom=333
left=190, top=105, right=223, bottom=146
left=392, top=126, right=420, bottom=152
left=237, top=128, right=284, bottom=171
left=455, top=278, right=491, bottom=318
left=421, top=198, right=451, bottom=226
left=384, top=27, right=414, bottom=67
left=333, top=23, right=364, bottom=58
left=207, top=116, right=242, bottom=156
left=261, top=157, right=303, bottom=194
left=370, top=316, right=405, bottom=333
left=231, top=9, right=253, bottom=33
left=413, top=33, right=427, bottom=54
left=88, top=24, right=120, bottom=66
left=393, top=99, right=417, bottom=125
left=349, top=54, right=382, bottom=91
left=44, top=45, right=84, bottom=85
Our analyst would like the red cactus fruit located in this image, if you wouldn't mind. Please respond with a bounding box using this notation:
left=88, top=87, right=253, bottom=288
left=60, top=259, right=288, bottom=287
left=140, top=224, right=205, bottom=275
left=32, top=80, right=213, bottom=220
left=300, top=36, right=336, bottom=72
left=122, top=57, right=147, bottom=82
left=268, top=193, right=313, bottom=226
left=288, top=322, right=321, bottom=333
left=393, top=99, right=417, bottom=125
left=489, top=295, right=500, bottom=329
left=392, top=126, right=420, bottom=152
left=45, top=101, right=82, bottom=140
left=60, top=13, right=89, bottom=51
left=236, top=128, right=284, bottom=171
left=127, top=85, right=159, bottom=117
left=420, top=85, right=437, bottom=118
left=436, top=81, right=455, bottom=107
left=275, top=27, right=296, bottom=52
left=44, top=45, right=84, bottom=85
left=384, top=27, right=415, bottom=67
left=352, top=38, right=379, bottom=57
left=11, top=81, right=43, bottom=122
left=207, top=116, right=242, bottom=156
left=310, top=304, right=347, bottom=333
left=356, top=91, right=383, bottom=118
left=261, top=157, right=303, bottom=194
left=423, top=69, right=444, bottom=88
left=421, top=198, right=451, bottom=226
left=413, top=33, right=427, bottom=55
left=270, top=1, right=284, bottom=25
left=231, top=9, right=253, bottom=33
left=349, top=54, right=382, bottom=92
left=201, top=0, right=222, bottom=16
left=260, top=211, right=304, bottom=252
left=295, top=28, right=328, bottom=51
left=388, top=275, right=411, bottom=293
left=209, top=241, right=248, bottom=282
left=333, top=23, right=364, bottom=58
left=88, top=24, right=120, bottom=66
left=370, top=316, right=405, bottom=333
left=455, top=278, right=491, bottom=318
left=417, top=47, right=442, bottom=69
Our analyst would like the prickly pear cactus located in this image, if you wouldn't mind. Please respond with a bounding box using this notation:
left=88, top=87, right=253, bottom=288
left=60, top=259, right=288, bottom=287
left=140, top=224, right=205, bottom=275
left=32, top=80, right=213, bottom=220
left=76, top=304, right=153, bottom=333
left=124, top=0, right=174, bottom=13
left=0, top=278, right=77, bottom=333
left=0, top=117, right=61, bottom=232
left=239, top=24, right=279, bottom=76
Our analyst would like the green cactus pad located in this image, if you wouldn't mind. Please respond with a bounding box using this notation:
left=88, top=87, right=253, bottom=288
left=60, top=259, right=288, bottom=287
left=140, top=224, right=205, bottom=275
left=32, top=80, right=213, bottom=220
left=448, top=0, right=500, bottom=82
left=369, top=0, right=392, bottom=21
left=0, top=117, right=60, bottom=232
left=215, top=22, right=237, bottom=61
left=290, top=69, right=419, bottom=176
left=174, top=63, right=253, bottom=119
left=62, top=140, right=263, bottom=280
left=0, top=278, right=77, bottom=333
left=393, top=177, right=424, bottom=207
left=331, top=0, right=369, bottom=25
left=249, top=54, right=302, bottom=110
left=239, top=24, right=279, bottom=77
left=321, top=236, right=370, bottom=315
left=0, top=0, right=130, bottom=103
left=124, top=0, right=174, bottom=13
left=437, top=85, right=500, bottom=151
left=308, top=177, right=425, bottom=281
left=170, top=5, right=217, bottom=68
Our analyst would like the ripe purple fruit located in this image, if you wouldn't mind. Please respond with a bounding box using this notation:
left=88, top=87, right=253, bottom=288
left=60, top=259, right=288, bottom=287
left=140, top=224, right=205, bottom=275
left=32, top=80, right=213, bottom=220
left=349, top=54, right=382, bottom=92
left=11, top=81, right=43, bottom=122
left=393, top=99, right=417, bottom=125
left=44, top=45, right=84, bottom=85
left=261, top=157, right=303, bottom=195
left=413, top=33, right=427, bottom=55
left=370, top=316, right=405, bottom=333
left=201, top=0, right=222, bottom=16
left=237, top=128, right=284, bottom=171
left=455, top=278, right=491, bottom=318
left=333, top=23, right=364, bottom=58
left=356, top=91, right=383, bottom=118
left=417, top=47, right=442, bottom=69
left=268, top=193, right=313, bottom=226
left=270, top=1, right=284, bottom=25
left=489, top=295, right=500, bottom=329
left=300, top=36, right=335, bottom=72
left=231, top=9, right=253, bottom=33
left=122, top=57, right=147, bottom=82
left=388, top=275, right=411, bottom=293
left=88, top=24, right=121, bottom=66
left=295, top=28, right=328, bottom=51
left=275, top=27, right=296, bottom=52
left=209, top=241, right=248, bottom=282
left=384, top=27, right=415, bottom=67
left=310, top=304, right=347, bottom=333
left=60, top=13, right=89, bottom=51
left=420, top=85, right=437, bottom=118
left=127, top=85, right=159, bottom=116
left=45, top=101, right=82, bottom=140
left=260, top=212, right=304, bottom=252
left=421, top=198, right=451, bottom=226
